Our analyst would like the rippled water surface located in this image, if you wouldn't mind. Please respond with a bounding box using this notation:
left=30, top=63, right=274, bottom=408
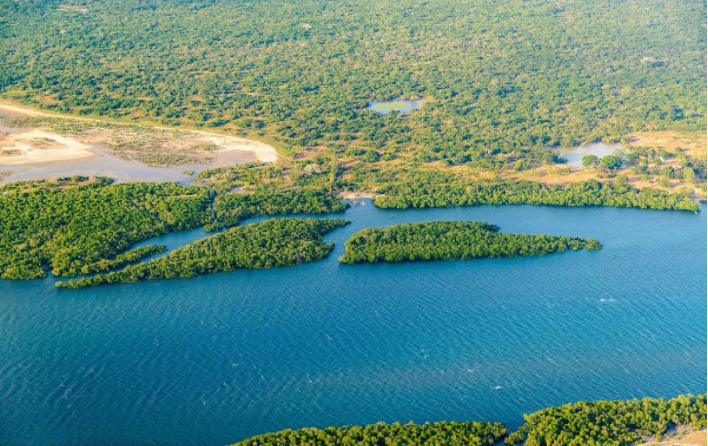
left=1, top=202, right=705, bottom=446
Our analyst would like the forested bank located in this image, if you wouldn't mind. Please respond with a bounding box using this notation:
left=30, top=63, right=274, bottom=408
left=229, top=421, right=507, bottom=446
left=0, top=176, right=350, bottom=280
left=340, top=221, right=600, bottom=264
left=505, top=394, right=707, bottom=445
left=212, top=189, right=348, bottom=230
left=0, top=173, right=700, bottom=281
left=55, top=219, right=348, bottom=289
left=228, top=394, right=706, bottom=446
left=0, top=177, right=212, bottom=280
left=373, top=177, right=700, bottom=211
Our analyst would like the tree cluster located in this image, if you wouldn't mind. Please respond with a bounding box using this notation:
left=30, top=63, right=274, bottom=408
left=505, top=394, right=707, bottom=446
left=214, top=188, right=349, bottom=229
left=340, top=221, right=600, bottom=264
left=374, top=176, right=700, bottom=211
left=56, top=218, right=348, bottom=289
left=229, top=421, right=507, bottom=446
left=0, top=177, right=212, bottom=279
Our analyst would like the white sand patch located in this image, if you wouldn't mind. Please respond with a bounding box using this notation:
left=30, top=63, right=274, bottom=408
left=195, top=132, right=279, bottom=163
left=0, top=129, right=92, bottom=165
left=0, top=102, right=280, bottom=164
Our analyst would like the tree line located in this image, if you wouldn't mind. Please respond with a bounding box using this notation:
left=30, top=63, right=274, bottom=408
left=340, top=221, right=600, bottom=265
left=505, top=393, right=707, bottom=445
left=55, top=218, right=348, bottom=289
left=227, top=394, right=706, bottom=446
left=212, top=188, right=349, bottom=230
left=0, top=177, right=213, bottom=280
left=229, top=421, right=507, bottom=446
left=373, top=176, right=700, bottom=211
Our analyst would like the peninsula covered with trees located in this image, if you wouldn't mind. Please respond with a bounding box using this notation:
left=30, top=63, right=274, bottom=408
left=0, top=172, right=697, bottom=282
left=55, top=218, right=348, bottom=289
left=0, top=177, right=213, bottom=280
left=505, top=393, right=707, bottom=445
left=228, top=394, right=706, bottom=446
left=340, top=221, right=600, bottom=265
left=0, top=176, right=350, bottom=281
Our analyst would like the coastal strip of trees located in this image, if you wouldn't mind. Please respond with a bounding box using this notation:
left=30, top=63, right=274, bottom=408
left=227, top=394, right=705, bottom=446
left=212, top=188, right=349, bottom=230
left=340, top=221, right=601, bottom=265
left=0, top=175, right=351, bottom=280
left=55, top=218, right=348, bottom=289
left=0, top=177, right=213, bottom=280
left=374, top=178, right=700, bottom=212
left=228, top=421, right=508, bottom=446
left=78, top=245, right=166, bottom=275
left=505, top=393, right=707, bottom=445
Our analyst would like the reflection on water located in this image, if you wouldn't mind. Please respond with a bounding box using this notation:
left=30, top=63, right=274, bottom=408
left=558, top=142, right=622, bottom=167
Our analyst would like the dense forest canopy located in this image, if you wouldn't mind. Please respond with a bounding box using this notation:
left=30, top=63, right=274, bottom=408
left=1, top=0, right=705, bottom=164
left=227, top=394, right=706, bottom=446
left=0, top=176, right=350, bottom=280
left=340, top=221, right=600, bottom=264
left=56, top=218, right=348, bottom=289
left=229, top=421, right=508, bottom=446
left=373, top=175, right=701, bottom=211
left=505, top=394, right=707, bottom=445
left=213, top=188, right=349, bottom=230
left=0, top=176, right=213, bottom=279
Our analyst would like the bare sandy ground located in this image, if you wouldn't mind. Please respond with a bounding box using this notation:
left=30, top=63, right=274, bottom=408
left=638, top=429, right=707, bottom=446
left=0, top=102, right=279, bottom=183
left=0, top=129, right=93, bottom=164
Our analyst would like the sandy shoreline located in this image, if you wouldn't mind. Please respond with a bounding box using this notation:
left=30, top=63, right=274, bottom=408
left=638, top=429, right=707, bottom=446
left=0, top=101, right=279, bottom=184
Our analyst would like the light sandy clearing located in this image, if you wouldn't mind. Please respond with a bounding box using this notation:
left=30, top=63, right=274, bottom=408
left=0, top=129, right=93, bottom=164
left=638, top=430, right=707, bottom=446
left=0, top=102, right=280, bottom=164
left=195, top=132, right=279, bottom=163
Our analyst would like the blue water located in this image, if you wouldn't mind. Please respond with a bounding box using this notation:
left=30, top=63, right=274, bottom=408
left=1, top=202, right=706, bottom=446
left=367, top=100, right=421, bottom=115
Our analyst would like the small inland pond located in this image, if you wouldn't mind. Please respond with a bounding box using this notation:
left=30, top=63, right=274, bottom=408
left=558, top=142, right=623, bottom=167
left=367, top=100, right=422, bottom=115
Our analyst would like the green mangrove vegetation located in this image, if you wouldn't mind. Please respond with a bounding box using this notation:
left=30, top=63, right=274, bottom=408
left=374, top=177, right=700, bottom=211
left=0, top=171, right=352, bottom=280
left=229, top=421, right=508, bottom=446
left=78, top=244, right=166, bottom=275
left=213, top=188, right=349, bottom=230
left=340, top=221, right=600, bottom=265
left=0, top=168, right=698, bottom=283
left=55, top=218, right=348, bottom=289
left=0, top=177, right=212, bottom=280
left=227, top=394, right=706, bottom=446
left=505, top=394, right=707, bottom=446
